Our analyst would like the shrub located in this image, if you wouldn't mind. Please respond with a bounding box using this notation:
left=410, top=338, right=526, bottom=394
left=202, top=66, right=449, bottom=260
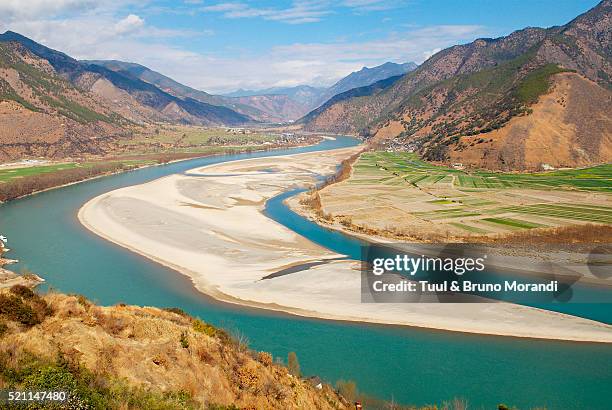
left=0, top=293, right=39, bottom=326
left=192, top=318, right=217, bottom=337
left=163, top=307, right=188, bottom=317
left=257, top=351, right=272, bottom=367
left=237, top=365, right=260, bottom=390
left=10, top=285, right=35, bottom=299
left=196, top=347, right=215, bottom=364
left=23, top=364, right=78, bottom=390
left=0, top=349, right=199, bottom=409
left=76, top=294, right=91, bottom=308
left=180, top=332, right=189, bottom=349
left=287, top=352, right=301, bottom=377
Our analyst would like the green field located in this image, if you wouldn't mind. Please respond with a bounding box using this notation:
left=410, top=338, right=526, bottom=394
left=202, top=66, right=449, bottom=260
left=346, top=151, right=612, bottom=234
left=0, top=160, right=154, bottom=184
left=0, top=163, right=80, bottom=182
left=355, top=152, right=612, bottom=192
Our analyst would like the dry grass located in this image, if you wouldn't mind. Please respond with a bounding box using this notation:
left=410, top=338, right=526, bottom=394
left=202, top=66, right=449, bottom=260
left=481, top=223, right=612, bottom=246
left=0, top=291, right=349, bottom=410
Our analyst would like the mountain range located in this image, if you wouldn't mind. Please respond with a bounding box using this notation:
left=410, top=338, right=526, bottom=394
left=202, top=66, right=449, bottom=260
left=0, top=30, right=419, bottom=159
left=0, top=1, right=609, bottom=169
left=224, top=61, right=417, bottom=121
left=301, top=0, right=611, bottom=170
left=84, top=60, right=418, bottom=123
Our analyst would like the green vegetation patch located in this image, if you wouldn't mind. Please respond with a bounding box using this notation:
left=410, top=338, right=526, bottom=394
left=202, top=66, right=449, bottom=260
left=516, top=64, right=569, bottom=104
left=428, top=199, right=454, bottom=204
left=481, top=217, right=546, bottom=229
left=0, top=352, right=198, bottom=409
left=0, top=160, right=154, bottom=183
left=356, top=152, right=612, bottom=193
left=499, top=204, right=612, bottom=224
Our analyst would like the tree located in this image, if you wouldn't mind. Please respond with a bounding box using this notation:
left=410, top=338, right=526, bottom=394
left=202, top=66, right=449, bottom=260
left=287, top=351, right=301, bottom=377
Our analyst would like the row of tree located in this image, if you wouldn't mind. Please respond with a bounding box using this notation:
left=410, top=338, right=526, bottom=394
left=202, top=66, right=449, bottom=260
left=0, top=162, right=135, bottom=202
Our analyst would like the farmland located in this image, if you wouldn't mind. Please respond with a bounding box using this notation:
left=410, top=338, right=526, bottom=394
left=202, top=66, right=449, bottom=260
left=312, top=151, right=611, bottom=238
left=0, top=160, right=155, bottom=184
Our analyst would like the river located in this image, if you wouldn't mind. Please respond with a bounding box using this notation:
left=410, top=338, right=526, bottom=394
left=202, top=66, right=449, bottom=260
left=1, top=136, right=610, bottom=409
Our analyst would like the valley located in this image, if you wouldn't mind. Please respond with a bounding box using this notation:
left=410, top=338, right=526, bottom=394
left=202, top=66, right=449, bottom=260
left=0, top=1, right=611, bottom=408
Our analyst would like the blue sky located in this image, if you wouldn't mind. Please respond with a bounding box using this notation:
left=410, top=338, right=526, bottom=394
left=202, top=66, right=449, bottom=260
left=0, top=0, right=601, bottom=93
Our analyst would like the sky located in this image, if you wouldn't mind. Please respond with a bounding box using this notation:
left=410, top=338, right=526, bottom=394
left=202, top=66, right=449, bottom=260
left=0, top=0, right=601, bottom=94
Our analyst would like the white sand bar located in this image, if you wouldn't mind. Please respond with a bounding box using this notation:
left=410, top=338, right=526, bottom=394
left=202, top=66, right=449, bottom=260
left=79, top=148, right=612, bottom=343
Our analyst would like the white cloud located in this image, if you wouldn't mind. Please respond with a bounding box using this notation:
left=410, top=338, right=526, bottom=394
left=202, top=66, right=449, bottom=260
left=423, top=47, right=442, bottom=60
left=199, top=0, right=407, bottom=24
left=0, top=0, right=489, bottom=94
left=0, top=0, right=96, bottom=19
left=158, top=24, right=487, bottom=92
left=0, top=0, right=148, bottom=21
left=342, top=0, right=405, bottom=12
left=200, top=1, right=333, bottom=24
left=114, top=14, right=145, bottom=35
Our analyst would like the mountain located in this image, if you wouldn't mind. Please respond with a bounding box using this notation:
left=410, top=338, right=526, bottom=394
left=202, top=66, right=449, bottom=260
left=88, top=60, right=315, bottom=123
left=223, top=85, right=327, bottom=121
left=84, top=59, right=226, bottom=107
left=301, top=0, right=612, bottom=170
left=0, top=31, right=254, bottom=159
left=222, top=62, right=417, bottom=122
left=319, top=61, right=417, bottom=105
left=224, top=84, right=325, bottom=101
left=0, top=41, right=129, bottom=159
left=0, top=31, right=250, bottom=127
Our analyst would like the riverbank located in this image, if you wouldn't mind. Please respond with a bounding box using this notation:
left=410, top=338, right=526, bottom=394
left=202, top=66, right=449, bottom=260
left=0, top=141, right=319, bottom=203
left=0, top=251, right=44, bottom=289
left=78, top=148, right=612, bottom=343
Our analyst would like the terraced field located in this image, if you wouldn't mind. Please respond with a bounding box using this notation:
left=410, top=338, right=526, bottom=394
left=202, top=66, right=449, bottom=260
left=357, top=152, right=612, bottom=192
left=323, top=151, right=612, bottom=236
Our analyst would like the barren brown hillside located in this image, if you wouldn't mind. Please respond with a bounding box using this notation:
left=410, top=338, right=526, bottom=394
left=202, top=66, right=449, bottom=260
left=0, top=43, right=127, bottom=160
left=445, top=73, right=611, bottom=169
left=0, top=289, right=349, bottom=409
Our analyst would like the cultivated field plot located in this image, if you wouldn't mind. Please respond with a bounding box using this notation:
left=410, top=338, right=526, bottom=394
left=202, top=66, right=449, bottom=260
left=321, top=152, right=612, bottom=236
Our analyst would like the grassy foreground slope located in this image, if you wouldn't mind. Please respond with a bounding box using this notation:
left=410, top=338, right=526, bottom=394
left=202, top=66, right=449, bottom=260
left=0, top=286, right=349, bottom=410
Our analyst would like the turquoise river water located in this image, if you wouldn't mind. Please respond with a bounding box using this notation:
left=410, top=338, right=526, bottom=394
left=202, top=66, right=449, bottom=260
left=0, top=136, right=610, bottom=409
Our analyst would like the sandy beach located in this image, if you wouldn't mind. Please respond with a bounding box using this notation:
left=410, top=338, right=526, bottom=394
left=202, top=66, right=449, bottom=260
left=78, top=148, right=612, bottom=343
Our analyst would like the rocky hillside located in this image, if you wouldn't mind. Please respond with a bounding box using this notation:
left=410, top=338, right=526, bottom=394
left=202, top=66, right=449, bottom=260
left=0, top=42, right=129, bottom=159
left=301, top=0, right=612, bottom=170
left=0, top=31, right=250, bottom=127
left=84, top=60, right=282, bottom=123
left=0, top=287, right=349, bottom=409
